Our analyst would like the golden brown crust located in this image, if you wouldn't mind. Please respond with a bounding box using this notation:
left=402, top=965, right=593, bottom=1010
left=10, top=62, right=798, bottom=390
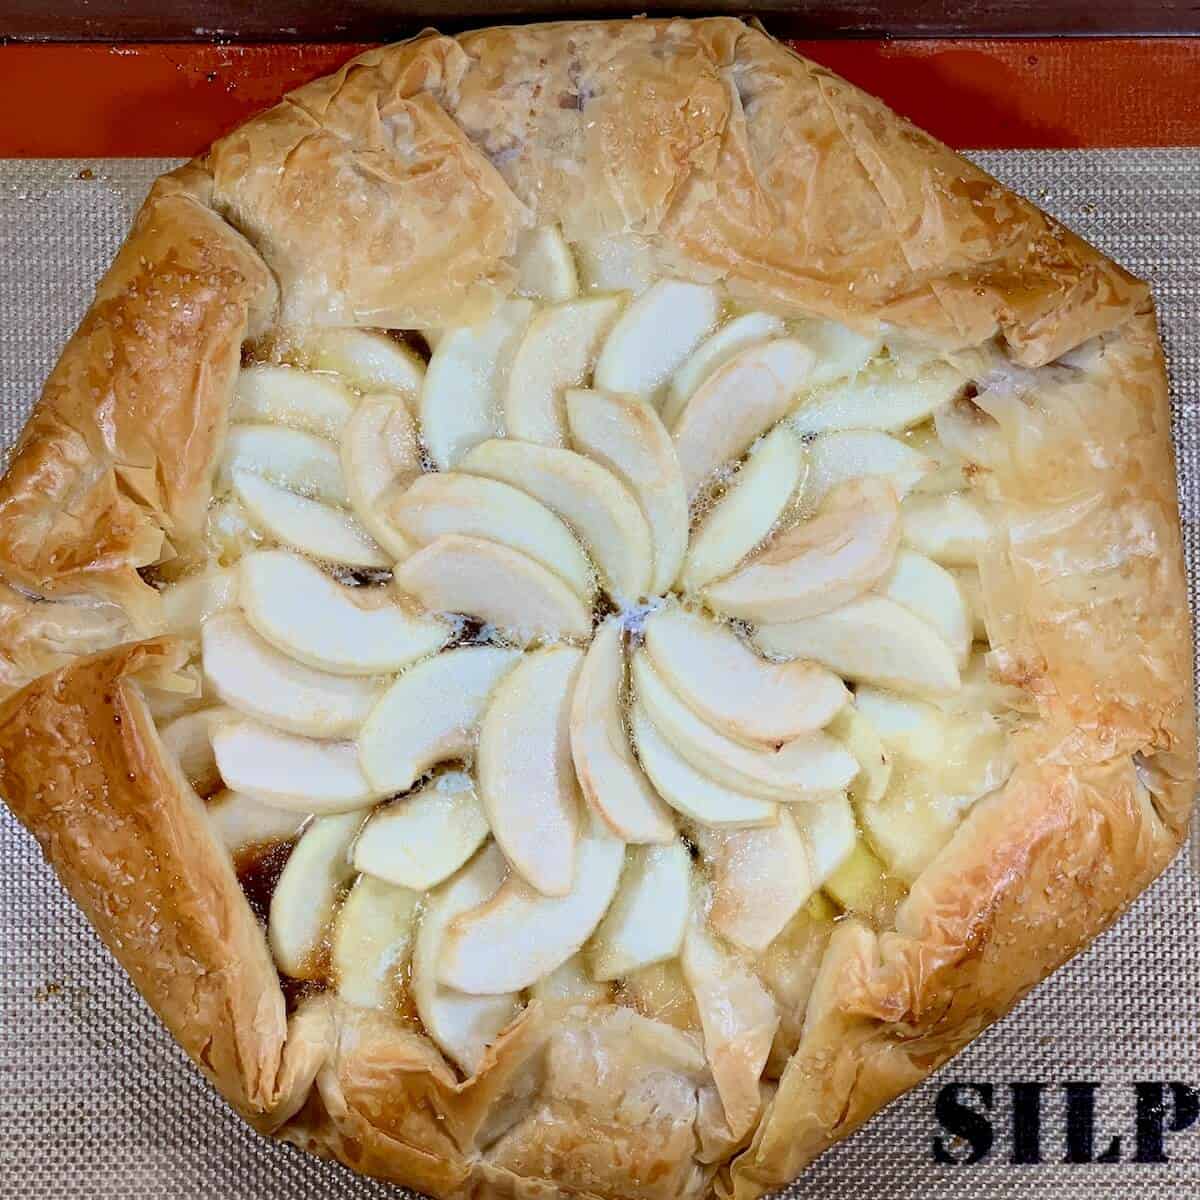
left=0, top=17, right=1192, bottom=1200
left=0, top=639, right=289, bottom=1115
left=0, top=165, right=275, bottom=631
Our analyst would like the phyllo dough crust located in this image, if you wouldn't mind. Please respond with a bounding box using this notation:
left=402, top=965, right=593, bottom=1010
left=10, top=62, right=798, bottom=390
left=0, top=19, right=1193, bottom=1200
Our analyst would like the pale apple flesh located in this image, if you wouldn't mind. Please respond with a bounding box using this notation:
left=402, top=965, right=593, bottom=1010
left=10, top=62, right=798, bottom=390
left=272, top=326, right=426, bottom=400
left=630, top=703, right=779, bottom=828
left=754, top=594, right=962, bottom=699
left=219, top=423, right=349, bottom=506
left=504, top=296, right=624, bottom=446
left=461, top=439, right=654, bottom=604
left=703, top=477, right=900, bottom=623
left=411, top=843, right=522, bottom=1075
left=212, top=719, right=379, bottom=812
left=201, top=612, right=379, bottom=738
left=173, top=261, right=1018, bottom=1089
left=594, top=280, right=720, bottom=397
left=339, top=392, right=423, bottom=560
left=239, top=549, right=448, bottom=675
left=631, top=650, right=859, bottom=801
left=357, top=645, right=521, bottom=795
left=419, top=299, right=534, bottom=470
left=570, top=618, right=676, bottom=844
left=672, top=338, right=816, bottom=498
left=588, top=841, right=691, bottom=981
left=680, top=424, right=807, bottom=593
left=389, top=471, right=596, bottom=602
left=233, top=469, right=389, bottom=568
left=233, top=363, right=355, bottom=440
left=392, top=534, right=592, bottom=644
left=206, top=788, right=310, bottom=852
left=642, top=604, right=848, bottom=747
left=332, top=874, right=420, bottom=1011
left=438, top=823, right=625, bottom=994
left=477, top=646, right=584, bottom=896
left=352, top=773, right=491, bottom=891
left=269, top=811, right=362, bottom=978
left=565, top=388, right=688, bottom=595
left=663, top=311, right=787, bottom=429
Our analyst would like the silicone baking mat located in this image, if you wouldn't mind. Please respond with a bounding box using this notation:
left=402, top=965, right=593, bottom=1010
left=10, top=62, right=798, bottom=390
left=1, top=148, right=1197, bottom=1197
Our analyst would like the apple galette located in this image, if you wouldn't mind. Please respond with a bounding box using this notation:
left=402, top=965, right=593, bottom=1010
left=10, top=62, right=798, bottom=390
left=0, top=18, right=1193, bottom=1200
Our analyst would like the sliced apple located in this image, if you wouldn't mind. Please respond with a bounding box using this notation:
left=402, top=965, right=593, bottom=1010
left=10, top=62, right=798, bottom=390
left=900, top=492, right=992, bottom=566
left=673, top=339, right=817, bottom=498
left=806, top=430, right=933, bottom=507
left=643, top=605, right=848, bottom=747
left=792, top=359, right=967, bottom=434
left=461, top=439, right=653, bottom=603
left=704, top=477, right=900, bottom=623
left=753, top=594, right=962, bottom=698
left=629, top=703, right=778, bottom=828
left=159, top=567, right=238, bottom=635
left=826, top=701, right=890, bottom=805
left=513, top=225, right=579, bottom=303
left=478, top=646, right=583, bottom=895
left=233, top=469, right=389, bottom=568
left=212, top=719, right=378, bottom=812
left=565, top=389, right=688, bottom=593
left=206, top=788, right=310, bottom=852
left=412, top=843, right=521, bottom=1075
left=791, top=319, right=883, bottom=387
left=853, top=686, right=947, bottom=763
left=588, top=841, right=691, bottom=981
left=933, top=393, right=1011, bottom=473
left=875, top=549, right=971, bottom=667
left=239, top=550, right=447, bottom=676
left=859, top=772, right=969, bottom=884
left=822, top=840, right=892, bottom=916
left=951, top=567, right=988, bottom=640
left=218, top=423, right=348, bottom=505
left=233, top=364, right=356, bottom=440
left=160, top=705, right=237, bottom=796
left=861, top=714, right=1012, bottom=885
left=680, top=920, right=778, bottom=1138
left=269, top=811, right=362, bottom=978
left=663, top=312, right=787, bottom=428
left=392, top=535, right=592, bottom=644
left=680, top=425, right=806, bottom=593
left=389, top=472, right=595, bottom=602
left=352, top=772, right=490, bottom=891
left=201, top=612, right=378, bottom=738
left=695, top=805, right=835, bottom=954
left=574, top=233, right=657, bottom=295
left=594, top=280, right=720, bottom=397
left=282, top=327, right=425, bottom=400
left=906, top=423, right=968, bottom=495
left=631, top=652, right=858, bottom=801
left=332, top=874, right=420, bottom=1010
left=531, top=954, right=611, bottom=1011
left=800, top=792, right=859, bottom=883
left=420, top=299, right=534, bottom=470
left=358, top=645, right=521, bottom=794
left=620, top=960, right=699, bottom=1031
left=340, top=392, right=422, bottom=560
left=569, top=618, right=675, bottom=844
left=504, top=296, right=624, bottom=446
left=206, top=496, right=262, bottom=563
left=438, top=821, right=625, bottom=994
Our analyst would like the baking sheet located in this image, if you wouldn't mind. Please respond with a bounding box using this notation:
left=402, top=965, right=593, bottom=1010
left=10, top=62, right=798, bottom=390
left=0, top=150, right=1197, bottom=1197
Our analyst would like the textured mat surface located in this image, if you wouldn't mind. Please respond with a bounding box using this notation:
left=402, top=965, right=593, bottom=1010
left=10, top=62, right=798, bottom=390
left=0, top=151, right=1197, bottom=1197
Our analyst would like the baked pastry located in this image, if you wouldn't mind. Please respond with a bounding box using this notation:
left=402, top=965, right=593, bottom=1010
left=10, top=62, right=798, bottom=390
left=0, top=17, right=1193, bottom=1200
